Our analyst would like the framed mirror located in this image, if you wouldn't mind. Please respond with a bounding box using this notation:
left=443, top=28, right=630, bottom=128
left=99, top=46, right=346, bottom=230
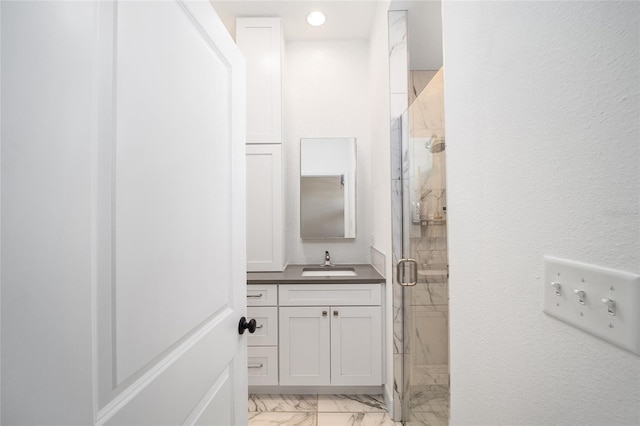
left=300, top=137, right=356, bottom=239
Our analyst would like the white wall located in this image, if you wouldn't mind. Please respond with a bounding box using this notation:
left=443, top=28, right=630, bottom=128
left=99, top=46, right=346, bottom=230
left=284, top=40, right=372, bottom=265
left=443, top=2, right=640, bottom=425
left=1, top=2, right=97, bottom=422
left=368, top=0, right=393, bottom=412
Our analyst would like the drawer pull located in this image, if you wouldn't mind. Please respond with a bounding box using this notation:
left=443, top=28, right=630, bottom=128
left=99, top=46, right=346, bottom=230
left=247, top=293, right=264, bottom=298
left=248, top=363, right=264, bottom=369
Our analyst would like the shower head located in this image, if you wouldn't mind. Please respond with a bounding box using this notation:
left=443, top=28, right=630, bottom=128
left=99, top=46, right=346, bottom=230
left=426, top=137, right=446, bottom=154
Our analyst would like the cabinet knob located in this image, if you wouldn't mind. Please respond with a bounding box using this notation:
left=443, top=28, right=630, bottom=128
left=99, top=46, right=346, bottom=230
left=333, top=310, right=339, bottom=316
left=322, top=311, right=327, bottom=317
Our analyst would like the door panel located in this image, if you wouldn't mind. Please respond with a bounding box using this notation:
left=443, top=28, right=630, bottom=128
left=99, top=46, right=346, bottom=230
left=113, top=0, right=232, bottom=384
left=191, top=370, right=234, bottom=426
left=97, top=1, right=248, bottom=422
left=1, top=0, right=247, bottom=423
left=104, top=314, right=238, bottom=425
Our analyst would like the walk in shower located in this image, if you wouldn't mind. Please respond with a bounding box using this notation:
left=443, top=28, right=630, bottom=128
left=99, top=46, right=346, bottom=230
left=388, top=6, right=448, bottom=425
left=400, top=69, right=448, bottom=425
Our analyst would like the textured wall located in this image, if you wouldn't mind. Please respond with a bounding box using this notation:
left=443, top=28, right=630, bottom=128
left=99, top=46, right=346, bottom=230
left=443, top=2, right=640, bottom=425
left=283, top=40, right=372, bottom=265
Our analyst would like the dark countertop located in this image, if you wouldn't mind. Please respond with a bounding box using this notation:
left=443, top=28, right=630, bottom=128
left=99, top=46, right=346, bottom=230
left=247, top=264, right=385, bottom=284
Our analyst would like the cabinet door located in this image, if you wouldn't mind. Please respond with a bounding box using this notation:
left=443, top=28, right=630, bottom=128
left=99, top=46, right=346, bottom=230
left=279, top=307, right=330, bottom=386
left=236, top=18, right=282, bottom=143
left=246, top=145, right=283, bottom=271
left=330, top=306, right=382, bottom=386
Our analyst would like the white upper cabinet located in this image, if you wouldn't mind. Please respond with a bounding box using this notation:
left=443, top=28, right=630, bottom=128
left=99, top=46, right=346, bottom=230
left=236, top=18, right=283, bottom=144
left=246, top=144, right=284, bottom=271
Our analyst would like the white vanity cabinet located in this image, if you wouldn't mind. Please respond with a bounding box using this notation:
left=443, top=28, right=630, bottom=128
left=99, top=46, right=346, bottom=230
left=278, top=284, right=382, bottom=386
left=247, top=284, right=279, bottom=385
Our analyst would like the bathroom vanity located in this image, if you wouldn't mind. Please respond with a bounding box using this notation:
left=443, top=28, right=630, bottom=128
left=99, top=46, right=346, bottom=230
left=238, top=18, right=383, bottom=394
left=246, top=264, right=385, bottom=393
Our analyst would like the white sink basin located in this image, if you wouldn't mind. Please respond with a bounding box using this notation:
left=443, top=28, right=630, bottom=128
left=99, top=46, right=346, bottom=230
left=301, top=268, right=357, bottom=277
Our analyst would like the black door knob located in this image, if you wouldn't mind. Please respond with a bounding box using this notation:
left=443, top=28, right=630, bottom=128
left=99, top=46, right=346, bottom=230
left=238, top=317, right=257, bottom=334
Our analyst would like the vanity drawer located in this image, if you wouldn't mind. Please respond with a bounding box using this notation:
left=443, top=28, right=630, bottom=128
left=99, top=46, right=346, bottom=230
left=247, top=307, right=278, bottom=346
left=247, top=284, right=278, bottom=306
left=279, top=283, right=381, bottom=306
left=248, top=346, right=278, bottom=386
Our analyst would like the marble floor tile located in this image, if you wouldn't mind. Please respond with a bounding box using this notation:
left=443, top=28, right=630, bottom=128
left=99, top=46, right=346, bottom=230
left=317, top=412, right=399, bottom=426
left=249, top=394, right=318, bottom=412
left=248, top=411, right=316, bottom=426
left=317, top=394, right=386, bottom=413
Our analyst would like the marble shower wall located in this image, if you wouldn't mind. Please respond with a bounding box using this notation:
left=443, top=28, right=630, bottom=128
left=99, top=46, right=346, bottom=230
left=409, top=69, right=445, bottom=140
left=387, top=10, right=408, bottom=422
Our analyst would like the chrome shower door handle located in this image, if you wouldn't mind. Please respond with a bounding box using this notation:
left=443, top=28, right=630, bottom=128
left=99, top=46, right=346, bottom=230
left=396, top=258, right=418, bottom=286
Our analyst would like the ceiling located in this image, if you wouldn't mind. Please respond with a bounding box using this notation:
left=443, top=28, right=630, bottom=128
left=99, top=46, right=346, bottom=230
left=210, top=1, right=379, bottom=41
left=210, top=0, right=443, bottom=70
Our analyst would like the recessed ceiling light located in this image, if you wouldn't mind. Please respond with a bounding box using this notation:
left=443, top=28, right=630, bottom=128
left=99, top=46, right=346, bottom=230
left=306, top=11, right=326, bottom=27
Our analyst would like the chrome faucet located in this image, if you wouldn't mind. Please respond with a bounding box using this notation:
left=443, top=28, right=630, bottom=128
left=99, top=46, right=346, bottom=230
left=322, top=250, right=333, bottom=267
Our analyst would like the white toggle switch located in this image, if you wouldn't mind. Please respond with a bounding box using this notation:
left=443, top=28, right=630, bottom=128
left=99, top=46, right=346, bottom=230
left=544, top=256, right=640, bottom=355
left=601, top=298, right=616, bottom=316
left=550, top=282, right=562, bottom=295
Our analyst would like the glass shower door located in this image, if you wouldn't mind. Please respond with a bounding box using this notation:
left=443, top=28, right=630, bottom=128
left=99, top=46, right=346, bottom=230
left=399, top=70, right=449, bottom=426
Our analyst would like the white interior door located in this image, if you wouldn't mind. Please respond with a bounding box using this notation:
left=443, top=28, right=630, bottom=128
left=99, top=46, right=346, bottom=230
left=1, top=1, right=248, bottom=424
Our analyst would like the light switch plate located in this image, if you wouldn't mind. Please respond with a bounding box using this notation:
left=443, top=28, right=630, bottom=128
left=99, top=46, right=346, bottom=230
left=543, top=256, right=640, bottom=355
